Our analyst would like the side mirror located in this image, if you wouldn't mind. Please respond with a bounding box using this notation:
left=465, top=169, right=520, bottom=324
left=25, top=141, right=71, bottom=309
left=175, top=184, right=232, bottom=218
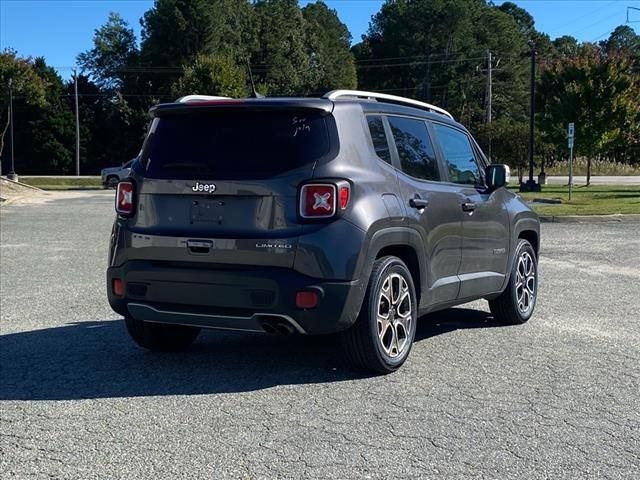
left=486, top=164, right=510, bottom=190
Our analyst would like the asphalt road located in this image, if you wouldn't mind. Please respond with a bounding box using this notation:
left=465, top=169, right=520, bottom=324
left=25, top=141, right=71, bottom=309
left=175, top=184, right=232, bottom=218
left=1, top=191, right=639, bottom=479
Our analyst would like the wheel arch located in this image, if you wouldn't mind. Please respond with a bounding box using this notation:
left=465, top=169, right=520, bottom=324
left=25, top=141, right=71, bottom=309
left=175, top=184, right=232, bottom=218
left=517, top=229, right=539, bottom=257
left=363, top=227, right=427, bottom=306
left=496, top=215, right=540, bottom=293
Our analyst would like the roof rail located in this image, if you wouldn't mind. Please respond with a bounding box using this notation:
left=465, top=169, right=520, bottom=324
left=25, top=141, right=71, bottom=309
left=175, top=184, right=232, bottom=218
left=322, top=89, right=454, bottom=120
left=176, top=95, right=231, bottom=103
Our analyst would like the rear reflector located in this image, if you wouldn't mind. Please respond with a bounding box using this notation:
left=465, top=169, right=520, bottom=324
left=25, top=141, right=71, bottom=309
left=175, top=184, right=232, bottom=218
left=296, top=291, right=319, bottom=309
left=112, top=278, right=124, bottom=297
left=300, top=184, right=336, bottom=218
left=339, top=185, right=350, bottom=210
left=116, top=181, right=135, bottom=216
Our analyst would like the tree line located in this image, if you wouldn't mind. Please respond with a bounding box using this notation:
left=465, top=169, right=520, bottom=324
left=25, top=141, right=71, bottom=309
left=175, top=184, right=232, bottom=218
left=1, top=0, right=639, bottom=178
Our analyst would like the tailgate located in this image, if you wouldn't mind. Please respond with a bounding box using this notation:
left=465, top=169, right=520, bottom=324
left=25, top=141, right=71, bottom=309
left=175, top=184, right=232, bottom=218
left=123, top=107, right=336, bottom=268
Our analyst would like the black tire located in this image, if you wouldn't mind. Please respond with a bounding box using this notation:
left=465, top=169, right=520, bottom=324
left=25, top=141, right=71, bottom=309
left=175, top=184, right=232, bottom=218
left=106, top=176, right=119, bottom=189
left=125, top=315, right=200, bottom=352
left=341, top=256, right=418, bottom=374
left=489, top=239, right=538, bottom=325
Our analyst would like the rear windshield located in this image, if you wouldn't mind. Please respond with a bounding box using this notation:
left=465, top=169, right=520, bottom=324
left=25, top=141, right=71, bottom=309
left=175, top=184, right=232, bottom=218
left=140, top=110, right=331, bottom=179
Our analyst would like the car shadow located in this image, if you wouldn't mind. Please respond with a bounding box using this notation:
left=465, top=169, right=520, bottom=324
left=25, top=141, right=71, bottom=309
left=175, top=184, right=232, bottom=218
left=415, top=308, right=504, bottom=341
left=0, top=308, right=503, bottom=401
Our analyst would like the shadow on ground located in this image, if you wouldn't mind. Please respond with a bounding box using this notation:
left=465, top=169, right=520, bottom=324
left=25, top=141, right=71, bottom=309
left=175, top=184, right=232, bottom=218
left=1, top=308, right=502, bottom=401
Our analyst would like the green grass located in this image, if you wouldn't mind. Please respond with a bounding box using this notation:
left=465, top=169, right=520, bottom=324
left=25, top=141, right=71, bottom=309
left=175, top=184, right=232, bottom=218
left=19, top=176, right=103, bottom=189
left=512, top=185, right=640, bottom=216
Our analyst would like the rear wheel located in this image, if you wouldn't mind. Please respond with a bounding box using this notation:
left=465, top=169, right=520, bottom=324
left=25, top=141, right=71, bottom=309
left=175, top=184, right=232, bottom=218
left=125, top=315, right=200, bottom=352
left=341, top=256, right=417, bottom=374
left=489, top=239, right=538, bottom=324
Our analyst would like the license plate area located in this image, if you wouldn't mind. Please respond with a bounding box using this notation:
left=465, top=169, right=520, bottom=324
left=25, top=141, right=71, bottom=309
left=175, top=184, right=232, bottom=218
left=190, top=199, right=224, bottom=224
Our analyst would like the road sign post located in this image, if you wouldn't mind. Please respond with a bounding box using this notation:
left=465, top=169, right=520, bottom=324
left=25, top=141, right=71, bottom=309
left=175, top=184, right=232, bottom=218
left=568, top=122, right=575, bottom=201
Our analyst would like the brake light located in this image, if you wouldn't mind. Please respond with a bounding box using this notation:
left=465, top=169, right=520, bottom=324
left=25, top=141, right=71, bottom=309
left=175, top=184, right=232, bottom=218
left=116, top=181, right=135, bottom=216
left=300, top=184, right=336, bottom=218
left=188, top=100, right=245, bottom=106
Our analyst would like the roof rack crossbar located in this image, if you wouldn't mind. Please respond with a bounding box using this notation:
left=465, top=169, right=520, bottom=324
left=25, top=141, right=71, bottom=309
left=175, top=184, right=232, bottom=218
left=177, top=95, right=231, bottom=103
left=322, top=89, right=454, bottom=120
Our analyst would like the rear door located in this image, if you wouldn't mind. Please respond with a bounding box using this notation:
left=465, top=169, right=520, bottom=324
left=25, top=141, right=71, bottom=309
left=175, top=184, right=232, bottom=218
left=128, top=108, right=335, bottom=268
left=386, top=115, right=463, bottom=307
left=430, top=122, right=510, bottom=298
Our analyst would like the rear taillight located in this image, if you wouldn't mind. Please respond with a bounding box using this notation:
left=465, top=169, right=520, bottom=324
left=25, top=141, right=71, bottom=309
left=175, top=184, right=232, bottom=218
left=300, top=184, right=337, bottom=218
left=115, top=181, right=135, bottom=216
left=299, top=181, right=350, bottom=219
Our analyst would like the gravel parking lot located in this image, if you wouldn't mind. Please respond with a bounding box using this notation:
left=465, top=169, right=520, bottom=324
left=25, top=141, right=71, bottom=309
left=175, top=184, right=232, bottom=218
left=1, top=191, right=639, bottom=479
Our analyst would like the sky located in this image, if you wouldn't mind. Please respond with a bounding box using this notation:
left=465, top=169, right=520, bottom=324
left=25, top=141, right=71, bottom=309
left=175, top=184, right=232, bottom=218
left=1, top=0, right=639, bottom=79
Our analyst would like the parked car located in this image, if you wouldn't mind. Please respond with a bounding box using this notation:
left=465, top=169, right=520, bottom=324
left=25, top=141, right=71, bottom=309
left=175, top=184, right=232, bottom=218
left=101, top=159, right=134, bottom=188
left=106, top=90, right=540, bottom=373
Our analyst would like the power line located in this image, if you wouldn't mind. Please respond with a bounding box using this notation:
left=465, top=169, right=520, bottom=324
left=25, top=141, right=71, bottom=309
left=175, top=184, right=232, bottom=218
left=569, top=10, right=625, bottom=37
left=47, top=51, right=524, bottom=74
left=355, top=56, right=498, bottom=70
left=545, top=0, right=618, bottom=35
left=591, top=27, right=617, bottom=42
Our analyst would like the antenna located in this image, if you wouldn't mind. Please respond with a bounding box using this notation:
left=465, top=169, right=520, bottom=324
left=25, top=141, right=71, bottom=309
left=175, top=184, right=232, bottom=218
left=245, top=58, right=264, bottom=98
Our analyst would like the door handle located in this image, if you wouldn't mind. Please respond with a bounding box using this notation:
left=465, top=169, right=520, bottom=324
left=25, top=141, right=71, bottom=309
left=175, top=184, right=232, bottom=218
left=461, top=202, right=477, bottom=212
left=409, top=197, right=429, bottom=209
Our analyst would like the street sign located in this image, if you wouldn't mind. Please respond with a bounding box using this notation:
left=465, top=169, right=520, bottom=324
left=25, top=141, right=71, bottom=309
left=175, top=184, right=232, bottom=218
left=568, top=122, right=575, bottom=149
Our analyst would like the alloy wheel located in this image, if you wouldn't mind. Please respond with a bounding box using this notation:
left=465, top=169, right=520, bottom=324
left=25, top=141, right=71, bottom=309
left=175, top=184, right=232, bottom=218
left=376, top=273, right=412, bottom=358
left=515, top=251, right=536, bottom=315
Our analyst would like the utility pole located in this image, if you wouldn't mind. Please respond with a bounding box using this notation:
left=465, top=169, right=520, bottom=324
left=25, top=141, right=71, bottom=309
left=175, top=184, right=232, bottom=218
left=486, top=50, right=492, bottom=125
left=74, top=69, right=80, bottom=176
left=7, top=78, right=17, bottom=181
left=520, top=41, right=540, bottom=192
left=486, top=50, right=492, bottom=161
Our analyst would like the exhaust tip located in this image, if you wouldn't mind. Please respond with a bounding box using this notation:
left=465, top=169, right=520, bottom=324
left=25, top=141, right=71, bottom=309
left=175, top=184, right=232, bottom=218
left=275, top=322, right=294, bottom=335
left=260, top=322, right=278, bottom=335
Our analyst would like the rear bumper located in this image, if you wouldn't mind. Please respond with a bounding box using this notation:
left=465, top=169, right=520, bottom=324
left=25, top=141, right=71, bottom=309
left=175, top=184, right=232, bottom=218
left=107, top=260, right=365, bottom=335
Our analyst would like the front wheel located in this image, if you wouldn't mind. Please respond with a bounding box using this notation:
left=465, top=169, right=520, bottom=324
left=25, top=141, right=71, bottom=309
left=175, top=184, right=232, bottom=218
left=489, top=239, right=538, bottom=324
left=125, top=316, right=200, bottom=352
left=341, top=256, right=417, bottom=374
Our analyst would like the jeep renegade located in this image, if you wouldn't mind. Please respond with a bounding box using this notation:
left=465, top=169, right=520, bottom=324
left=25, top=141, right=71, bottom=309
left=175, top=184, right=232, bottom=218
left=107, top=90, right=540, bottom=373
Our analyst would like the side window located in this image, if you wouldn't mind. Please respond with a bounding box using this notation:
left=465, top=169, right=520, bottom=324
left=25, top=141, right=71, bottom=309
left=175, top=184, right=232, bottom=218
left=388, top=116, right=440, bottom=181
left=432, top=124, right=482, bottom=185
left=366, top=116, right=392, bottom=164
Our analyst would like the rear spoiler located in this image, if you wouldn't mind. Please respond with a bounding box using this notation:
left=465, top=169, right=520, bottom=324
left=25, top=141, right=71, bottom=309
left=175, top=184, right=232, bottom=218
left=150, top=98, right=334, bottom=116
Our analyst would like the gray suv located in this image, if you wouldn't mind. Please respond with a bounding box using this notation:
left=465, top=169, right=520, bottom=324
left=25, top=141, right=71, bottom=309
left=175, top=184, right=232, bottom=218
left=107, top=90, right=539, bottom=373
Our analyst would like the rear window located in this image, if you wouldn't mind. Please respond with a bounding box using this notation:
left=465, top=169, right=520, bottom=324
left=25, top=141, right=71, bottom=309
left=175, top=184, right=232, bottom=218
left=140, top=110, right=331, bottom=179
